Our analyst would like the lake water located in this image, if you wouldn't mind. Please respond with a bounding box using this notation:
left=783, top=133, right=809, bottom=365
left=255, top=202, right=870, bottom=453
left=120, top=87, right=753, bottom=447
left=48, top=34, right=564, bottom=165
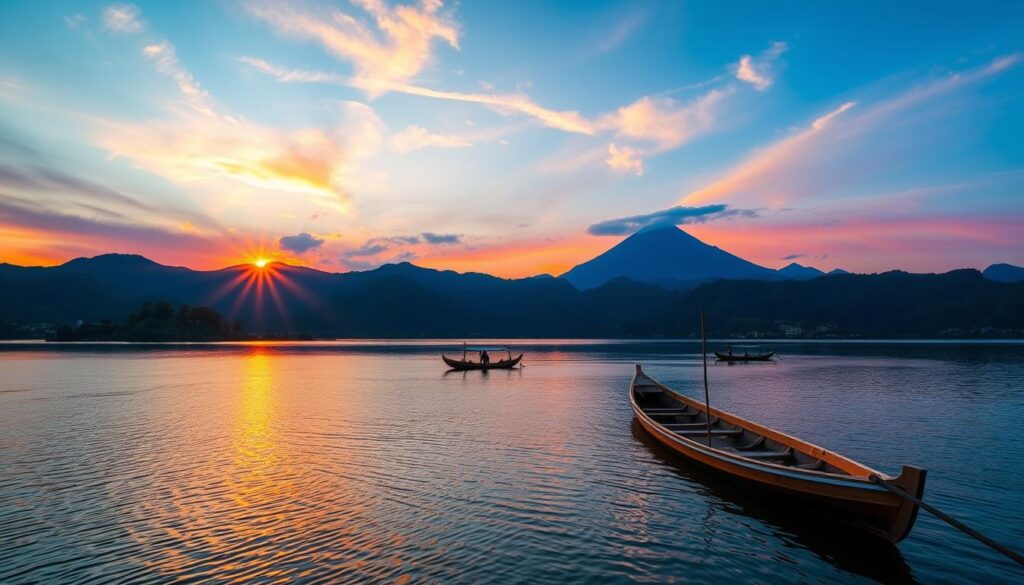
left=1, top=340, right=1022, bottom=584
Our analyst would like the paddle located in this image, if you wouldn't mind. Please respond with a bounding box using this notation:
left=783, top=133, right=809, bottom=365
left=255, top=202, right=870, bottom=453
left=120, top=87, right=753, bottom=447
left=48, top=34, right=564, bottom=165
left=869, top=475, right=1024, bottom=567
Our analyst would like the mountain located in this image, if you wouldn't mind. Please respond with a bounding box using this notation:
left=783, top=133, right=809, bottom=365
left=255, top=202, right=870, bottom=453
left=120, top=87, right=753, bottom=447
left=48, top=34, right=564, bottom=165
left=983, top=263, right=1024, bottom=283
left=828, top=268, right=850, bottom=275
left=631, top=269, right=1024, bottom=338
left=561, top=226, right=776, bottom=289
left=777, top=262, right=826, bottom=279
left=0, top=254, right=675, bottom=338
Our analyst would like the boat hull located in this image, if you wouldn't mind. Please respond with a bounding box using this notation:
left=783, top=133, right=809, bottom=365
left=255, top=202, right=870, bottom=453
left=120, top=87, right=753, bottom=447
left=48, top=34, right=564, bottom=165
left=630, top=365, right=924, bottom=542
left=443, top=354, right=522, bottom=370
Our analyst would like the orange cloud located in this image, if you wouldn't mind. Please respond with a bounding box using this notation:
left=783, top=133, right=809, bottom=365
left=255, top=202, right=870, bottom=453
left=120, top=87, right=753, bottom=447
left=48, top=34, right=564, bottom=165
left=682, top=101, right=856, bottom=206
left=245, top=0, right=459, bottom=88
left=600, top=89, right=728, bottom=151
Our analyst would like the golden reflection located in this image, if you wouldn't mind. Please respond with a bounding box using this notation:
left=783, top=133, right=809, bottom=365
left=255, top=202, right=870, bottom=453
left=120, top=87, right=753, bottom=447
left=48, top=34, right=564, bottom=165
left=231, top=348, right=279, bottom=505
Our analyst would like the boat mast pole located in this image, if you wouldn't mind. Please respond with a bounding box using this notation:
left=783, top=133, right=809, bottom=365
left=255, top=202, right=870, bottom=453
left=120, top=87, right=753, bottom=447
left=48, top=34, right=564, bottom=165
left=701, top=309, right=712, bottom=447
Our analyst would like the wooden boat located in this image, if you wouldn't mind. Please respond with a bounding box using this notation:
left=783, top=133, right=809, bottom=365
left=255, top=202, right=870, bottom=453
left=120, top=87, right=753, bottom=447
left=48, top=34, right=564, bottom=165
left=443, top=354, right=522, bottom=370
left=714, top=348, right=775, bottom=361
left=443, top=345, right=522, bottom=370
left=629, top=364, right=926, bottom=542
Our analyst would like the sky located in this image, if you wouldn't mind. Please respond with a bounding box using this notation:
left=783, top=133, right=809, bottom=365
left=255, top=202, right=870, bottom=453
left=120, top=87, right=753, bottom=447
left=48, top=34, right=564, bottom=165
left=1, top=0, right=1022, bottom=277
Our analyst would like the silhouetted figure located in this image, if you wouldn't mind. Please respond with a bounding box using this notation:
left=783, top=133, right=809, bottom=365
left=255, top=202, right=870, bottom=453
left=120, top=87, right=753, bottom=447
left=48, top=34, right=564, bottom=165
left=728, top=345, right=733, bottom=357
left=481, top=350, right=490, bottom=364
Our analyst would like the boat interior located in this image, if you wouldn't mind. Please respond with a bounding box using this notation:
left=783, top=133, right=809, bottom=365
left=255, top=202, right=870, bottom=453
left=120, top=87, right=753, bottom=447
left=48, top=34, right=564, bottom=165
left=633, top=372, right=858, bottom=476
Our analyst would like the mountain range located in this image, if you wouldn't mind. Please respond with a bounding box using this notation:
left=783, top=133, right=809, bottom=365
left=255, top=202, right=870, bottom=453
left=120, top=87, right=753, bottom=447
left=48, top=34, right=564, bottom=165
left=1, top=226, right=1022, bottom=338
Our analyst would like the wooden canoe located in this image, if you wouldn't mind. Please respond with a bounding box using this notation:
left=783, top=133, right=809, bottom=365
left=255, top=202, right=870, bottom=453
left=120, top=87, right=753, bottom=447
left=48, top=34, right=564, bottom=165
left=443, top=354, right=523, bottom=371
left=630, top=364, right=926, bottom=542
left=714, top=350, right=775, bottom=361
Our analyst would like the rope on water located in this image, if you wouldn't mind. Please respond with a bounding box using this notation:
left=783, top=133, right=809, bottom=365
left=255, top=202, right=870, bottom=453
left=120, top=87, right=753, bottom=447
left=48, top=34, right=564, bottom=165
left=869, top=475, right=1024, bottom=567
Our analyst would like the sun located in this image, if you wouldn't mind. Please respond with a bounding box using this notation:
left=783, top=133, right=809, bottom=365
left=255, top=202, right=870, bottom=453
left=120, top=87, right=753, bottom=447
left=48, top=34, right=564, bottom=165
left=254, top=258, right=269, bottom=268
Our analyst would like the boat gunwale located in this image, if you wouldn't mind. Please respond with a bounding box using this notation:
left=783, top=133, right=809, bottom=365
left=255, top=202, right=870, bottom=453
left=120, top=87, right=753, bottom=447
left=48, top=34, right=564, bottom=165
left=629, top=364, right=893, bottom=484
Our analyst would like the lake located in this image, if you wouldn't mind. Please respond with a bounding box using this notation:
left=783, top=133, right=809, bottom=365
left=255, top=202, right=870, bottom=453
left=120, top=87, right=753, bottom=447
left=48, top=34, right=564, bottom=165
left=1, top=340, right=1022, bottom=583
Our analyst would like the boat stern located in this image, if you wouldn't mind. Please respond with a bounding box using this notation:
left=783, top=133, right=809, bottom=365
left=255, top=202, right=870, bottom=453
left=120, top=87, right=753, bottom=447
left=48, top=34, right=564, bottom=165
left=883, top=465, right=928, bottom=542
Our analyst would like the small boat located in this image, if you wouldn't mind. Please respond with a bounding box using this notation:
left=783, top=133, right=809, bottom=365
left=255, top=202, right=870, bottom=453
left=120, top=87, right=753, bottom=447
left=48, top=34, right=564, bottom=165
left=443, top=345, right=523, bottom=371
left=714, top=345, right=775, bottom=361
left=629, top=364, right=926, bottom=542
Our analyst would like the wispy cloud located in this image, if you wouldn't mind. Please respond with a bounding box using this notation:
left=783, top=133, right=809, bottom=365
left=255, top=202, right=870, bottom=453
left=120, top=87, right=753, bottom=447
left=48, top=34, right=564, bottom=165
left=391, top=125, right=471, bottom=153
left=245, top=0, right=459, bottom=89
left=240, top=56, right=596, bottom=135
left=64, top=14, right=88, bottom=31
left=683, top=100, right=856, bottom=205
left=93, top=7, right=393, bottom=210
left=587, top=204, right=758, bottom=236
left=102, top=3, right=144, bottom=34
left=685, top=53, right=1021, bottom=210
left=733, top=41, right=787, bottom=91
left=590, top=9, right=651, bottom=54
left=142, top=42, right=213, bottom=116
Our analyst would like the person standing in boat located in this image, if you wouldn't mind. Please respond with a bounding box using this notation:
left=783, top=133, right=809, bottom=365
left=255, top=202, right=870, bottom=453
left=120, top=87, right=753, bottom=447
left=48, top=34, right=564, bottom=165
left=481, top=350, right=490, bottom=365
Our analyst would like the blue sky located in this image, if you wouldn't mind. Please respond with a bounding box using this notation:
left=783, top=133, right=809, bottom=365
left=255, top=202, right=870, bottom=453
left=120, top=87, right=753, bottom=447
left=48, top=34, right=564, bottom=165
left=1, top=1, right=1022, bottom=275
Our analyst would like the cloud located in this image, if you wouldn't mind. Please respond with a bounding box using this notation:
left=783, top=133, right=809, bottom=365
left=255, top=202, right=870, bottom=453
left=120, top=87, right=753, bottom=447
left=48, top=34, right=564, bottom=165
left=682, top=100, right=857, bottom=205
left=142, top=41, right=213, bottom=115
left=684, top=53, right=1022, bottom=210
left=0, top=163, right=152, bottom=214
left=103, top=3, right=144, bottom=33
left=96, top=18, right=388, bottom=209
left=240, top=57, right=596, bottom=135
left=605, top=143, right=644, bottom=176
left=587, top=204, right=758, bottom=236
left=733, top=41, right=787, bottom=91
left=781, top=253, right=806, bottom=260
left=245, top=0, right=459, bottom=87
left=98, top=109, right=357, bottom=207
left=391, top=125, right=471, bottom=153
left=600, top=89, right=729, bottom=150
left=422, top=232, right=460, bottom=244
left=278, top=232, right=325, bottom=254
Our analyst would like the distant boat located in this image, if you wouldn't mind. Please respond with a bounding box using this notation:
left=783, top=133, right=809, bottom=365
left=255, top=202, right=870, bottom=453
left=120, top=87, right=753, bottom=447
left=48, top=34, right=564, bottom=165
left=443, top=345, right=523, bottom=371
left=630, top=364, right=926, bottom=542
left=714, top=345, right=775, bottom=361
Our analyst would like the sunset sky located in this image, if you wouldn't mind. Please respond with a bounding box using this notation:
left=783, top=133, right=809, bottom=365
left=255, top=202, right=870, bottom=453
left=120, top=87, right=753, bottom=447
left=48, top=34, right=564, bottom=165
left=1, top=1, right=1022, bottom=277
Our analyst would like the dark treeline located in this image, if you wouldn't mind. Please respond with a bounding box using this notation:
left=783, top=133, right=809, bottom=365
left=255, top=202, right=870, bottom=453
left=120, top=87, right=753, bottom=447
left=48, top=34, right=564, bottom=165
left=49, top=301, right=246, bottom=342
left=631, top=269, right=1024, bottom=338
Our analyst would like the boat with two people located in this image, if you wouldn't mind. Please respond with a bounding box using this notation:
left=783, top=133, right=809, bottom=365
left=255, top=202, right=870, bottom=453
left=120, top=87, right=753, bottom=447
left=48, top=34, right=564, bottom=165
left=714, top=344, right=775, bottom=362
left=442, top=344, right=523, bottom=371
